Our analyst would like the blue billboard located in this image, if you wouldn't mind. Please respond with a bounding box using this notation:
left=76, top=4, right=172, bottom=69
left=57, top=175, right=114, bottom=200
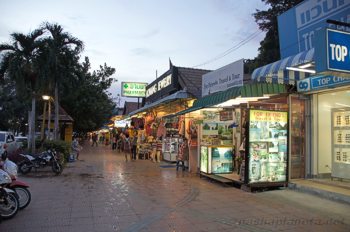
left=278, top=0, right=350, bottom=59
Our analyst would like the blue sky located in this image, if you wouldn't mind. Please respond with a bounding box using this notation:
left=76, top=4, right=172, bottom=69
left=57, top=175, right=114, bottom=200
left=0, top=0, right=268, bottom=104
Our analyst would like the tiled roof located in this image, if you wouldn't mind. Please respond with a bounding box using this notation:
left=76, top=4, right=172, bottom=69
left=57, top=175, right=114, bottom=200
left=176, top=67, right=211, bottom=98
left=123, top=102, right=140, bottom=115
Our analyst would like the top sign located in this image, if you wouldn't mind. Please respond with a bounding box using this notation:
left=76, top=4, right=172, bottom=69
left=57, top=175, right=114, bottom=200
left=327, top=29, right=350, bottom=73
left=121, top=82, right=148, bottom=98
left=202, top=59, right=243, bottom=97
left=146, top=74, right=172, bottom=98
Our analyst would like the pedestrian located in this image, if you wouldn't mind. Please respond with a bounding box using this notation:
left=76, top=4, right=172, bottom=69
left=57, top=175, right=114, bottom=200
left=112, top=134, right=118, bottom=150
left=131, top=131, right=138, bottom=160
left=71, top=136, right=82, bottom=161
left=91, top=133, right=98, bottom=147
left=117, top=133, right=122, bottom=152
left=151, top=140, right=157, bottom=162
left=123, top=133, right=131, bottom=162
left=176, top=137, right=188, bottom=171
left=156, top=137, right=162, bottom=163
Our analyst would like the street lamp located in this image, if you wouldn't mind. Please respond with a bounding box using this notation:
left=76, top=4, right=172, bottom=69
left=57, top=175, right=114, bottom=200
left=42, top=95, right=52, bottom=140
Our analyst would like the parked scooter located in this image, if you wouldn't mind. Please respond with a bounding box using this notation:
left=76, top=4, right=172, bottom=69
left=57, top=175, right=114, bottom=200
left=0, top=169, right=19, bottom=219
left=1, top=152, right=31, bottom=209
left=18, top=149, right=63, bottom=175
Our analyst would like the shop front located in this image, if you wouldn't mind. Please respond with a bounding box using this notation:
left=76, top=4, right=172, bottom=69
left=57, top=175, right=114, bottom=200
left=128, top=61, right=210, bottom=167
left=175, top=69, right=293, bottom=188
left=251, top=0, right=350, bottom=185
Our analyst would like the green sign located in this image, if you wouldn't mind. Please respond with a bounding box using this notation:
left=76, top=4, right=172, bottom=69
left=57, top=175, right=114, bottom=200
left=121, top=82, right=148, bottom=97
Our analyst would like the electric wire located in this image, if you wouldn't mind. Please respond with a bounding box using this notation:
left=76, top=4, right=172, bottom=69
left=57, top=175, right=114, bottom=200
left=192, top=30, right=263, bottom=68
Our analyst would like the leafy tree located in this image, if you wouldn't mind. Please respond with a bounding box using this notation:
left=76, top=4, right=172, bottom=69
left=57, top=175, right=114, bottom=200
left=41, top=22, right=84, bottom=139
left=0, top=29, right=44, bottom=152
left=60, top=57, right=116, bottom=134
left=246, top=0, right=304, bottom=74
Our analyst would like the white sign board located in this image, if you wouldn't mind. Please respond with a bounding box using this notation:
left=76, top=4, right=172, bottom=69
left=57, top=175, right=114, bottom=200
left=202, top=59, right=243, bottom=96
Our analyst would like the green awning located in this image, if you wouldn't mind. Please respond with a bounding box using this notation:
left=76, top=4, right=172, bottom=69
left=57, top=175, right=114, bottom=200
left=175, top=83, right=289, bottom=116
left=241, top=83, right=288, bottom=97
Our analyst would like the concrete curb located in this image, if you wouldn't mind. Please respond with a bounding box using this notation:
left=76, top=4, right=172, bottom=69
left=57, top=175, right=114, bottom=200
left=288, top=183, right=350, bottom=205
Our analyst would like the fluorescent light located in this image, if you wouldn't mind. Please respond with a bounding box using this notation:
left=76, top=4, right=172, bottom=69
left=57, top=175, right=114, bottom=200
left=286, top=67, right=316, bottom=74
left=299, top=63, right=313, bottom=69
left=336, top=103, right=350, bottom=107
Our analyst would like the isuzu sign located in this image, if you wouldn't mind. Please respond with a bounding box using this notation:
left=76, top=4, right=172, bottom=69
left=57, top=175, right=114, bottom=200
left=121, top=82, right=147, bottom=98
left=327, top=29, right=350, bottom=73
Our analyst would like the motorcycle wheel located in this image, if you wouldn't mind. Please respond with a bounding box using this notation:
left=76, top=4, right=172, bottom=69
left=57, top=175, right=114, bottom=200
left=19, top=162, right=32, bottom=174
left=52, top=162, right=63, bottom=175
left=13, top=187, right=31, bottom=210
left=0, top=192, right=19, bottom=219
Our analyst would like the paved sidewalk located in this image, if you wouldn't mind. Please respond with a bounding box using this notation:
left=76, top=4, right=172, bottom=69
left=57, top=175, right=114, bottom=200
left=1, top=144, right=349, bottom=232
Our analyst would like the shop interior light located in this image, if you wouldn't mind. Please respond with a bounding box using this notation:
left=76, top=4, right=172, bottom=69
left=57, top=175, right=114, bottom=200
left=286, top=66, right=316, bottom=74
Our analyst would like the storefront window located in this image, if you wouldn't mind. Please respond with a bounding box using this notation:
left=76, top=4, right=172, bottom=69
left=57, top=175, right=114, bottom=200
left=317, top=89, right=350, bottom=178
left=290, top=96, right=305, bottom=179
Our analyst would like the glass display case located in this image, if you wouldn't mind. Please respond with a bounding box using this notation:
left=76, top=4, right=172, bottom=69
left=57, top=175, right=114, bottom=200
left=247, top=109, right=288, bottom=184
left=162, top=137, right=179, bottom=162
left=200, top=146, right=233, bottom=174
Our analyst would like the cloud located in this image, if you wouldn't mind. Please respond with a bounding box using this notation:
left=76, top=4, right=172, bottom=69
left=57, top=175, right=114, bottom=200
left=130, top=47, right=152, bottom=56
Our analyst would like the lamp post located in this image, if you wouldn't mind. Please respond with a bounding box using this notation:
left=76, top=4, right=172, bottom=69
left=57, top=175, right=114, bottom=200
left=42, top=95, right=52, bottom=140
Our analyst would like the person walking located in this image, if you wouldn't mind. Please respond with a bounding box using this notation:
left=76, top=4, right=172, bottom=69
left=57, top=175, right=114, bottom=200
left=123, top=133, right=131, bottom=162
left=176, top=137, right=188, bottom=171
left=72, top=136, right=82, bottom=161
left=91, top=133, right=98, bottom=147
left=156, top=137, right=162, bottom=163
left=131, top=131, right=138, bottom=160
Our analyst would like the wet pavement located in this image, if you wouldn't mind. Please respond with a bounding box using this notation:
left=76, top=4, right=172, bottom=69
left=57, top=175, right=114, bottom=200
left=1, top=144, right=350, bottom=232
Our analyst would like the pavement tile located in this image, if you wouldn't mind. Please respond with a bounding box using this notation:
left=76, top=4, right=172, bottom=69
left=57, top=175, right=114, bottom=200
left=1, top=145, right=350, bottom=232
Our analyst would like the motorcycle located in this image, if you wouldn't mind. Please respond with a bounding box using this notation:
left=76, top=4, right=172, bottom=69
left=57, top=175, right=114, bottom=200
left=1, top=151, right=31, bottom=209
left=18, top=149, right=63, bottom=175
left=0, top=169, right=19, bottom=219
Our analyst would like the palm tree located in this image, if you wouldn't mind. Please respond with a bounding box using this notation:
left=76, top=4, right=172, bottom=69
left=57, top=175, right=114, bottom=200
left=41, top=22, right=83, bottom=140
left=0, top=29, right=44, bottom=153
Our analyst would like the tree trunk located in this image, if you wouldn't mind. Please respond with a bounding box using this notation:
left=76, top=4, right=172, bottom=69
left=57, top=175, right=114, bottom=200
left=27, top=110, right=31, bottom=150
left=41, top=102, right=47, bottom=140
left=54, top=83, right=59, bottom=140
left=31, top=95, right=36, bottom=154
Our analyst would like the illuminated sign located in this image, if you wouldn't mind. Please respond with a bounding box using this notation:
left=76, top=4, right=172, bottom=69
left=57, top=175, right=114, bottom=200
left=146, top=74, right=172, bottom=97
left=297, top=75, right=350, bottom=92
left=327, top=29, right=350, bottom=73
left=121, top=82, right=147, bottom=98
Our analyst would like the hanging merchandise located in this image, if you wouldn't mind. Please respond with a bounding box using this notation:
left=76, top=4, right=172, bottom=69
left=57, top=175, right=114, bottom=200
left=178, top=116, right=185, bottom=136
left=157, top=121, right=166, bottom=138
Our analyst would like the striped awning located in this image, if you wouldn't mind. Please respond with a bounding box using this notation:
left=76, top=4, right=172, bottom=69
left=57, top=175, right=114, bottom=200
left=252, top=48, right=314, bottom=84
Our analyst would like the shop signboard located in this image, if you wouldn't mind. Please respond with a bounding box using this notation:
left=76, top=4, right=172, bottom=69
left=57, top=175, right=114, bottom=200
left=297, top=75, right=350, bottom=92
left=201, top=122, right=233, bottom=146
left=220, top=110, right=233, bottom=121
left=146, top=74, right=173, bottom=98
left=202, top=59, right=243, bottom=96
left=121, top=82, right=147, bottom=98
left=278, top=0, right=350, bottom=58
left=248, top=109, right=288, bottom=184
